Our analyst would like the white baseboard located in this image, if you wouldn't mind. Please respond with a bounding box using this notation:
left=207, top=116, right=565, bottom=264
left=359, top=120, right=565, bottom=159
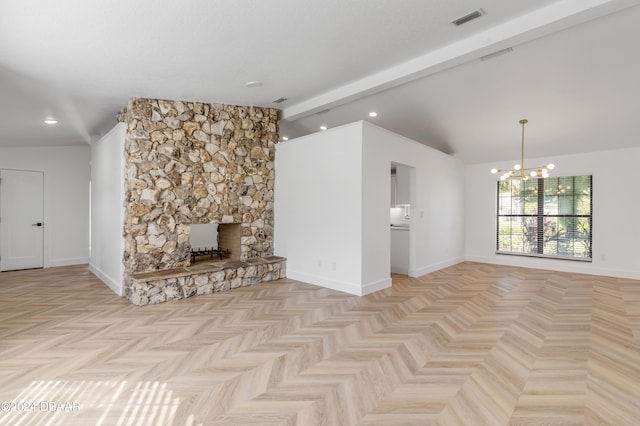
left=465, top=255, right=640, bottom=280
left=362, top=277, right=392, bottom=295
left=409, top=256, right=465, bottom=278
left=47, top=257, right=90, bottom=267
left=286, top=270, right=367, bottom=296
left=89, top=263, right=123, bottom=296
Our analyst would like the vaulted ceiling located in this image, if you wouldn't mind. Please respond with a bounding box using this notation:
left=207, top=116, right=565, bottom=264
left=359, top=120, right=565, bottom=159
left=1, top=0, right=638, bottom=163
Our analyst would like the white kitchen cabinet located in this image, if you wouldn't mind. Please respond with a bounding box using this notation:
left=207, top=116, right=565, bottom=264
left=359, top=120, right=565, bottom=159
left=390, top=227, right=409, bottom=274
left=395, top=165, right=410, bottom=205
left=390, top=174, right=397, bottom=207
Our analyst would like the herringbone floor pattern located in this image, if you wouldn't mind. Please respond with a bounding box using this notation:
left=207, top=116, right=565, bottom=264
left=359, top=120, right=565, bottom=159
left=1, top=262, right=639, bottom=425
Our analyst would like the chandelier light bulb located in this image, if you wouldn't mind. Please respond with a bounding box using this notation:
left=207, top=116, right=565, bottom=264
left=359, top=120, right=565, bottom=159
left=489, top=119, right=556, bottom=180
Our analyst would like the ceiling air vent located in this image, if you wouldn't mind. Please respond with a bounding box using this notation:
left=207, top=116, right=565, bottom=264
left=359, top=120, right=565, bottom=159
left=450, top=9, right=484, bottom=26
left=480, top=47, right=513, bottom=61
left=272, top=97, right=288, bottom=104
left=316, top=109, right=331, bottom=115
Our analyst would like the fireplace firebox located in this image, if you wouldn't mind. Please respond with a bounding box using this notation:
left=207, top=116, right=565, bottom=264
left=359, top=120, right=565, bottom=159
left=189, top=223, right=241, bottom=263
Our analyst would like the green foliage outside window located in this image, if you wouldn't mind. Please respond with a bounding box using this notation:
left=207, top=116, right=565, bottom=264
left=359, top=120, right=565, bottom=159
left=496, top=175, right=592, bottom=260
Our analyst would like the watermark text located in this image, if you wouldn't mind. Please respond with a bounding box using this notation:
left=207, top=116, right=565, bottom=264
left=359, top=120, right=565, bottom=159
left=1, top=401, right=80, bottom=412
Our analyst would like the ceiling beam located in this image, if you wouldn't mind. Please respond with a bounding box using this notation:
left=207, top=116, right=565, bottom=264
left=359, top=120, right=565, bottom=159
left=282, top=0, right=638, bottom=121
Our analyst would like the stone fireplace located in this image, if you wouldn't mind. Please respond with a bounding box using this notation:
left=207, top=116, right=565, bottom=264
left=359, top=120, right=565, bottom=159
left=119, top=97, right=285, bottom=305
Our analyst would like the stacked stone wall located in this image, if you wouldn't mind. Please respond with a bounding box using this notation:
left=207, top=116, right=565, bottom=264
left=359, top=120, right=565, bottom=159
left=119, top=97, right=280, bottom=301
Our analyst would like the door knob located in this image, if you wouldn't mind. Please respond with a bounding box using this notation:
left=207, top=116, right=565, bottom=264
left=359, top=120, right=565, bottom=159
left=32, top=222, right=43, bottom=227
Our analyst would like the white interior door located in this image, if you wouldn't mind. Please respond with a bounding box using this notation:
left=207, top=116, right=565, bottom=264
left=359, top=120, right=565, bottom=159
left=0, top=169, right=44, bottom=271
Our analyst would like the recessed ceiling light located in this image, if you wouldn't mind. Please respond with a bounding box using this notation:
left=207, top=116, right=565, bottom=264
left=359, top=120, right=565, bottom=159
left=369, top=112, right=378, bottom=117
left=282, top=136, right=289, bottom=141
left=44, top=118, right=58, bottom=124
left=320, top=126, right=327, bottom=131
left=245, top=81, right=263, bottom=88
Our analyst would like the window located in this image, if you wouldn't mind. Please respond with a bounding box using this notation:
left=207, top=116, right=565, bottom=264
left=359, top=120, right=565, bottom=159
left=496, top=175, right=592, bottom=260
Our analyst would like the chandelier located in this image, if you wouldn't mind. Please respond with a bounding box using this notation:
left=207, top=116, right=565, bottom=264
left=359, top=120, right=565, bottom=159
left=491, top=119, right=554, bottom=180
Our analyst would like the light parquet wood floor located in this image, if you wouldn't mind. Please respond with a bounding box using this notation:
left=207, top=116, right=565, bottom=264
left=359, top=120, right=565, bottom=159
left=1, top=262, right=639, bottom=425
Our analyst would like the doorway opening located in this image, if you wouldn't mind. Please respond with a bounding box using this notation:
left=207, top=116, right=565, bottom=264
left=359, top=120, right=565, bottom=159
left=390, top=162, right=413, bottom=276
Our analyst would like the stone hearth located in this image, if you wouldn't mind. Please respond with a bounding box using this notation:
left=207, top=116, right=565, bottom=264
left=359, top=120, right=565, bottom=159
left=128, top=256, right=286, bottom=306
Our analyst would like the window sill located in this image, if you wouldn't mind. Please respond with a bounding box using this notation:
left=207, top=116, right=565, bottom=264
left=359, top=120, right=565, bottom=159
left=495, top=251, right=592, bottom=262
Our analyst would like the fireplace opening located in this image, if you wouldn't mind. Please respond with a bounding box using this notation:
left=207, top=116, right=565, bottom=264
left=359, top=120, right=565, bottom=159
left=189, top=223, right=241, bottom=263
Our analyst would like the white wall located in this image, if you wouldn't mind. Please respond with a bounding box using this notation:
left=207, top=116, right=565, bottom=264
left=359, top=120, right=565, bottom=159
left=0, top=145, right=90, bottom=267
left=275, top=122, right=364, bottom=294
left=465, top=146, right=640, bottom=279
left=275, top=121, right=466, bottom=296
left=362, top=122, right=466, bottom=283
left=89, top=123, right=126, bottom=295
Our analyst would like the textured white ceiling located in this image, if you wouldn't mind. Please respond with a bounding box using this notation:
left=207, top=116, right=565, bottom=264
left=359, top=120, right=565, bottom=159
left=0, top=0, right=638, bottom=163
left=282, top=2, right=640, bottom=163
